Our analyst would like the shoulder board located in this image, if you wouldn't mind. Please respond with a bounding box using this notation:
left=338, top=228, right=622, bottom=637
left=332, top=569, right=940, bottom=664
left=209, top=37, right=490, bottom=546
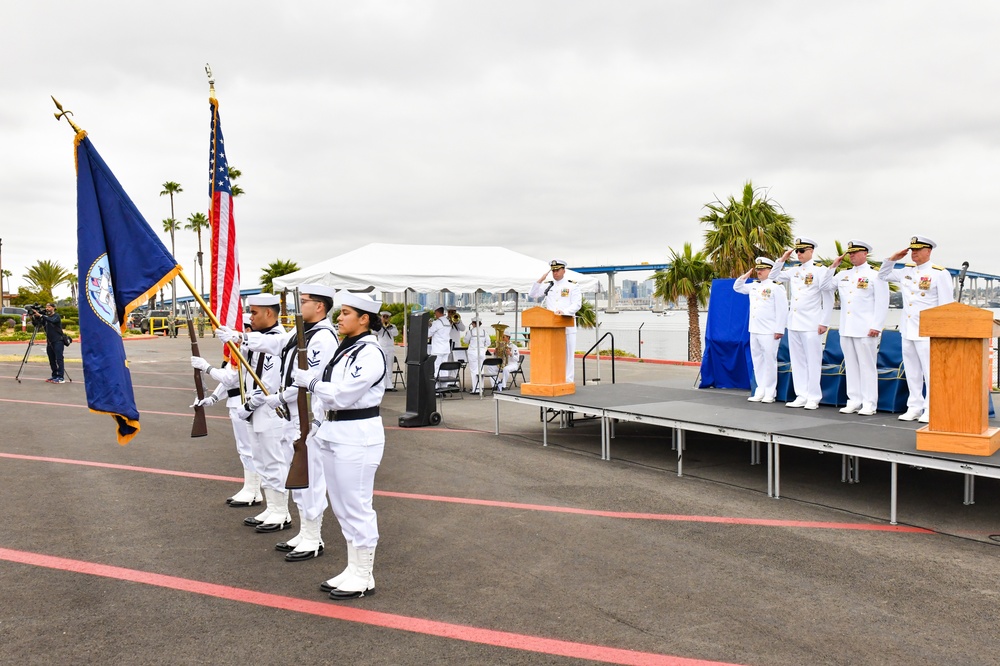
left=904, top=262, right=916, bottom=268
left=932, top=264, right=945, bottom=271
left=568, top=280, right=577, bottom=284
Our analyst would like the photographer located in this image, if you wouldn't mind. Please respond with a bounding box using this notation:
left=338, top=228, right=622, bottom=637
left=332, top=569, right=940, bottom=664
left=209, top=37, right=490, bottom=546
left=31, top=303, right=65, bottom=384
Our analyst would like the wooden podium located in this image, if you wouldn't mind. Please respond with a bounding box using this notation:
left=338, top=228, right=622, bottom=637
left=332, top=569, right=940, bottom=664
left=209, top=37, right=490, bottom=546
left=915, top=303, right=1000, bottom=456
left=521, top=306, right=575, bottom=397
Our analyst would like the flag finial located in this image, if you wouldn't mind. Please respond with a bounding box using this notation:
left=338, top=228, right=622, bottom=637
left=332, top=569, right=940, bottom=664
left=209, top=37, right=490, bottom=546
left=205, top=63, right=216, bottom=98
left=51, top=96, right=83, bottom=134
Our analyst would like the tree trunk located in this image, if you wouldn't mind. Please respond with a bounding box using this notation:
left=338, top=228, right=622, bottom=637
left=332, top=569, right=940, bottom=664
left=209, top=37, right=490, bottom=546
left=687, top=298, right=702, bottom=362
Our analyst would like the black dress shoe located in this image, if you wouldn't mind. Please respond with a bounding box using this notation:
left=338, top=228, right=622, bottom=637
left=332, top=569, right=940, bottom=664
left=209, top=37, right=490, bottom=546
left=329, top=586, right=374, bottom=600
left=320, top=580, right=337, bottom=593
left=285, top=545, right=323, bottom=562
left=243, top=516, right=264, bottom=527
left=228, top=498, right=262, bottom=508
left=255, top=518, right=292, bottom=533
left=274, top=540, right=295, bottom=552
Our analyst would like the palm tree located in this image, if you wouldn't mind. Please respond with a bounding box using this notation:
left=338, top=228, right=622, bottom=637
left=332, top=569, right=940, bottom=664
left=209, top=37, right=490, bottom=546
left=160, top=182, right=183, bottom=313
left=185, top=212, right=210, bottom=296
left=228, top=166, right=244, bottom=198
left=23, top=260, right=73, bottom=303
left=259, top=259, right=301, bottom=294
left=701, top=180, right=795, bottom=278
left=575, top=299, right=597, bottom=329
left=653, top=243, right=716, bottom=362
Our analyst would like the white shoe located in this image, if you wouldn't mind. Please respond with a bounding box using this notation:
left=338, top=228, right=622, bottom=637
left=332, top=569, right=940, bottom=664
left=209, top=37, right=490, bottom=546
left=747, top=394, right=763, bottom=402
left=898, top=408, right=923, bottom=421
left=857, top=406, right=877, bottom=416
left=918, top=411, right=930, bottom=424
left=761, top=396, right=775, bottom=403
left=786, top=397, right=807, bottom=408
left=804, top=401, right=820, bottom=410
left=839, top=402, right=862, bottom=414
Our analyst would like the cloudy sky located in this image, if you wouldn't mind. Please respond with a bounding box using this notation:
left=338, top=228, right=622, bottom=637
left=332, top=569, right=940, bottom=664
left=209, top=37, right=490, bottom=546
left=3, top=1, right=999, bottom=298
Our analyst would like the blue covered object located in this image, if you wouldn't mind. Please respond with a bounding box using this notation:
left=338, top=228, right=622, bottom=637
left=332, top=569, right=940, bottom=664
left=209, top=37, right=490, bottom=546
left=699, top=279, right=752, bottom=389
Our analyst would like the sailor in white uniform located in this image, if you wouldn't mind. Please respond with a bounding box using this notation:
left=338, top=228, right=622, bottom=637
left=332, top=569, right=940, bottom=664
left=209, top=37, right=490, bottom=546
left=769, top=238, right=836, bottom=409
left=293, top=292, right=387, bottom=600
left=878, top=235, right=954, bottom=422
left=733, top=257, right=788, bottom=403
left=191, top=313, right=261, bottom=507
left=427, top=306, right=452, bottom=386
left=462, top=317, right=490, bottom=393
left=376, top=311, right=399, bottom=392
left=528, top=259, right=582, bottom=383
left=835, top=240, right=889, bottom=416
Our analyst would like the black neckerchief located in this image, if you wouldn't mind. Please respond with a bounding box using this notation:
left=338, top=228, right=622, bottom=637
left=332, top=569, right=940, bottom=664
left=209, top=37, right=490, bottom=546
left=333, top=333, right=365, bottom=363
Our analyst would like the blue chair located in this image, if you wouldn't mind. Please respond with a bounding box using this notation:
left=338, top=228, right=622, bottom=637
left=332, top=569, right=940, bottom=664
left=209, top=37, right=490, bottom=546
left=820, top=329, right=848, bottom=406
left=775, top=333, right=796, bottom=402
left=876, top=329, right=909, bottom=413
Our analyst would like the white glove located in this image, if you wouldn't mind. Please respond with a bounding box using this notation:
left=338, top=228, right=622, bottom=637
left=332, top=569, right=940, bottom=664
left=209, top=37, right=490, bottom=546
left=308, top=419, right=320, bottom=440
left=262, top=393, right=283, bottom=409
left=191, top=356, right=211, bottom=371
left=190, top=394, right=219, bottom=409
left=292, top=367, right=317, bottom=389
left=235, top=404, right=254, bottom=421
left=247, top=391, right=267, bottom=409
left=217, top=326, right=243, bottom=344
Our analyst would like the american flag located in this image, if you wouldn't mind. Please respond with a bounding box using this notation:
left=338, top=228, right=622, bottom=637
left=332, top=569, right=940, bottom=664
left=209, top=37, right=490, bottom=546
left=208, top=97, right=242, bottom=360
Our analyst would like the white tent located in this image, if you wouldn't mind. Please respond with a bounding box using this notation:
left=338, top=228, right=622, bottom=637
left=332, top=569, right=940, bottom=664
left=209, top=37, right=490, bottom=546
left=272, top=243, right=599, bottom=294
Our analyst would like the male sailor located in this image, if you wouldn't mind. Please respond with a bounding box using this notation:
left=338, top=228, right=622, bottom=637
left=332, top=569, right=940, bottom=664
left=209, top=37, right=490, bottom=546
left=427, top=306, right=452, bottom=386
left=462, top=317, right=490, bottom=393
left=528, top=259, right=582, bottom=383
left=376, top=311, right=399, bottom=392
left=733, top=257, right=787, bottom=403
left=878, top=236, right=953, bottom=422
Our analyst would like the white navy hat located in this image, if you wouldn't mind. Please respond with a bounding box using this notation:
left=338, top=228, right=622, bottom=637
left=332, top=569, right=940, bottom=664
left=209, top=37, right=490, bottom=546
left=549, top=259, right=567, bottom=269
left=470, top=317, right=482, bottom=324
left=299, top=283, right=336, bottom=299
left=754, top=257, right=775, bottom=269
left=379, top=311, right=392, bottom=317
left=247, top=293, right=280, bottom=306
left=909, top=235, right=937, bottom=250
left=242, top=313, right=252, bottom=326
left=846, top=240, right=872, bottom=254
left=337, top=292, right=381, bottom=315
left=794, top=237, right=818, bottom=250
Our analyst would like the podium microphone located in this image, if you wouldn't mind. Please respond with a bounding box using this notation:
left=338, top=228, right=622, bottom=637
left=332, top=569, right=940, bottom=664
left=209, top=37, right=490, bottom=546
left=958, top=261, right=969, bottom=302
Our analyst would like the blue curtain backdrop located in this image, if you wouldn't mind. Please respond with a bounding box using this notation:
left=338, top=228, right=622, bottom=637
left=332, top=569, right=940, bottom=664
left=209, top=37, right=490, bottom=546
left=699, top=278, right=752, bottom=389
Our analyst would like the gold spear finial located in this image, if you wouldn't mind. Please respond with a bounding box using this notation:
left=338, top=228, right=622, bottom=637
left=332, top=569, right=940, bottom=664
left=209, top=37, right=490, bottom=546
left=205, top=63, right=216, bottom=98
left=51, top=96, right=83, bottom=133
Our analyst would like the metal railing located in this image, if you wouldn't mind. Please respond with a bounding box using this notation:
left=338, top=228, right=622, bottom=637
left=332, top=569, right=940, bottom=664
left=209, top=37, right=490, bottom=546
left=581, top=332, right=616, bottom=385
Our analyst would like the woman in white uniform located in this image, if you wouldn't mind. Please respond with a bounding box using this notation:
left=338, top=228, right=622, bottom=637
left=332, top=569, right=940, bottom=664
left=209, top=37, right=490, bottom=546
left=294, top=292, right=387, bottom=600
left=462, top=317, right=490, bottom=393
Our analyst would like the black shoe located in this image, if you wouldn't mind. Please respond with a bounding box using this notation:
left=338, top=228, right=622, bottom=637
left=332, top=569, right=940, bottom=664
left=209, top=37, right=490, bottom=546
left=255, top=518, right=292, bottom=533
left=274, top=541, right=295, bottom=552
left=228, top=497, right=262, bottom=508
left=285, top=545, right=324, bottom=562
left=320, top=580, right=337, bottom=593
left=386, top=388, right=398, bottom=392
left=243, top=516, right=264, bottom=527
left=329, top=586, right=374, bottom=600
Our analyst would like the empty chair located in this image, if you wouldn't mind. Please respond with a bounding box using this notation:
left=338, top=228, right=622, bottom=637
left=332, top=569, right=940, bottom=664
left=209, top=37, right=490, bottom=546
left=876, top=329, right=908, bottom=413
left=479, top=357, right=504, bottom=398
left=820, top=329, right=848, bottom=407
left=392, top=356, right=405, bottom=390
left=434, top=360, right=463, bottom=399
left=507, top=355, right=527, bottom=388
left=774, top=332, right=796, bottom=402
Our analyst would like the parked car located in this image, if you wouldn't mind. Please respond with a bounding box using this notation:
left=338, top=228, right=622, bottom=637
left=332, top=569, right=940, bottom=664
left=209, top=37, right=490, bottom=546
left=1, top=306, right=28, bottom=328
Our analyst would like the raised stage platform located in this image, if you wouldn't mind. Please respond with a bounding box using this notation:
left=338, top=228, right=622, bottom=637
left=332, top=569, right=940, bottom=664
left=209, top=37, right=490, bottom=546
left=493, top=382, right=1000, bottom=525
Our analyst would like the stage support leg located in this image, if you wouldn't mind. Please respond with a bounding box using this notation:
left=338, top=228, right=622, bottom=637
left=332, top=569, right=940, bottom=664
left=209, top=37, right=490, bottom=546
left=767, top=440, right=774, bottom=498
left=963, top=474, right=975, bottom=506
left=841, top=455, right=860, bottom=484
left=750, top=441, right=761, bottom=466
left=890, top=462, right=898, bottom=525
left=543, top=411, right=548, bottom=448
left=676, top=429, right=685, bottom=477
left=601, top=417, right=609, bottom=461
left=494, top=400, right=500, bottom=436
left=774, top=443, right=781, bottom=499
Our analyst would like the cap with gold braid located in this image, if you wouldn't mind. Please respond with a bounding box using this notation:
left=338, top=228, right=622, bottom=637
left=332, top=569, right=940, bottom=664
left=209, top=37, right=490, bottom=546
left=754, top=257, right=775, bottom=269
left=793, top=237, right=817, bottom=250
left=846, top=240, right=872, bottom=254
left=549, top=259, right=567, bottom=269
left=909, top=235, right=936, bottom=250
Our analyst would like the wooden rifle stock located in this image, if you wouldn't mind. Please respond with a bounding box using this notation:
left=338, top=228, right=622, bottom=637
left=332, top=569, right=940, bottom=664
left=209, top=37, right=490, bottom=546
left=186, top=313, right=209, bottom=438
left=284, top=312, right=310, bottom=489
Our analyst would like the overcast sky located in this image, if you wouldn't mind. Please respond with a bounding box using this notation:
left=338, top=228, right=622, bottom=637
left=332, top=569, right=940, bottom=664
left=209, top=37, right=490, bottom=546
left=3, top=1, right=999, bottom=299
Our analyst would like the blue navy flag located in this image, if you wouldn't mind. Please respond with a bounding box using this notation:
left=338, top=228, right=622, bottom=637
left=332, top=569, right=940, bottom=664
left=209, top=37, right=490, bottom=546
left=74, top=131, right=181, bottom=444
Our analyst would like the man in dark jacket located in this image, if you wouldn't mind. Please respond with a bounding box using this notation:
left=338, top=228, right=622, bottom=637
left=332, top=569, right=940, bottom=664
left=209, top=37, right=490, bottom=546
left=33, top=303, right=65, bottom=383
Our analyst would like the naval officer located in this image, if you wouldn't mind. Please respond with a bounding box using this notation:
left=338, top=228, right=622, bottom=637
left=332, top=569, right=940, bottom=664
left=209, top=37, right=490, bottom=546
left=770, top=237, right=836, bottom=409
left=528, top=259, right=582, bottom=383
left=376, top=311, right=399, bottom=391
left=878, top=235, right=954, bottom=422
left=834, top=240, right=889, bottom=416
left=734, top=257, right=788, bottom=403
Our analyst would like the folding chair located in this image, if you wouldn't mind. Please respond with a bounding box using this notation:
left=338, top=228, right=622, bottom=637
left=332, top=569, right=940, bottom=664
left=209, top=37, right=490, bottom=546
left=508, top=355, right=526, bottom=388
left=434, top=361, right=463, bottom=399
left=876, top=329, right=908, bottom=413
left=820, top=328, right=848, bottom=407
left=479, top=357, right=504, bottom=399
left=392, top=356, right=405, bottom=390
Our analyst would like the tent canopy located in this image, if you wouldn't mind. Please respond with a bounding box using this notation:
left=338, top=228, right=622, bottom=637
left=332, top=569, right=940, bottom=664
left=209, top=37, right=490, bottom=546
left=272, top=243, right=599, bottom=294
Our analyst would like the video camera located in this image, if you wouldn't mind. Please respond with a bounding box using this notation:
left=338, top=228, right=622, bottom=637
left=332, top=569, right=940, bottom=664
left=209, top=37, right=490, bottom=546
left=25, top=303, right=45, bottom=317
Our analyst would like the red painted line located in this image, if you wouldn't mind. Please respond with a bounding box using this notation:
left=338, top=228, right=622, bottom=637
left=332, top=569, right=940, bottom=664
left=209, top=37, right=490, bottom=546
left=0, top=398, right=230, bottom=420
left=0, top=546, right=740, bottom=666
left=0, top=452, right=931, bottom=533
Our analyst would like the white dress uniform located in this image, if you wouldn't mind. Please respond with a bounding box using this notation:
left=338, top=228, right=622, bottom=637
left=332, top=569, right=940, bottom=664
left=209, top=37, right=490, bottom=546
left=462, top=321, right=490, bottom=392
left=528, top=260, right=582, bottom=383
left=447, top=312, right=466, bottom=357
left=770, top=239, right=836, bottom=407
left=427, top=313, right=452, bottom=381
left=733, top=259, right=788, bottom=402
left=835, top=241, right=889, bottom=415
left=500, top=341, right=521, bottom=390
left=878, top=236, right=954, bottom=419
left=248, top=314, right=338, bottom=556
left=205, top=364, right=259, bottom=505
left=375, top=318, right=398, bottom=390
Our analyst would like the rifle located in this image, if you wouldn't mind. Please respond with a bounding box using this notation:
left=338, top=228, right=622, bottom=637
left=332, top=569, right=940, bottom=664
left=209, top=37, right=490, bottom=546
left=186, top=305, right=209, bottom=438
left=284, top=298, right=310, bottom=489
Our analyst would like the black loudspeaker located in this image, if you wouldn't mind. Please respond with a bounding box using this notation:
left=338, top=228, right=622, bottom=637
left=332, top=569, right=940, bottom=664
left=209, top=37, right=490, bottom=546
left=399, top=312, right=440, bottom=427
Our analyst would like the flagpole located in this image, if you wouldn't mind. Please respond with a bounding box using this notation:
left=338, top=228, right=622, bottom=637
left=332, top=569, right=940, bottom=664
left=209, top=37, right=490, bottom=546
left=177, top=270, right=271, bottom=398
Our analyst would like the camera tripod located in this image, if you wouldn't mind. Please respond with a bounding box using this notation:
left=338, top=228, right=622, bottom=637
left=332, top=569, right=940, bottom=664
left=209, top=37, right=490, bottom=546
left=14, top=322, right=73, bottom=384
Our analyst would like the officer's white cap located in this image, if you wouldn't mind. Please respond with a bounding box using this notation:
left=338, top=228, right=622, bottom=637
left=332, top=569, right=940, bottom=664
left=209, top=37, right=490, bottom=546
left=909, top=235, right=937, bottom=250
left=338, top=292, right=381, bottom=315
left=247, top=294, right=280, bottom=306
left=754, top=257, right=775, bottom=269
left=299, top=283, right=336, bottom=299
left=846, top=240, right=872, bottom=254
left=794, top=237, right=818, bottom=250
left=549, top=259, right=567, bottom=269
left=379, top=311, right=391, bottom=316
left=242, top=313, right=252, bottom=326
